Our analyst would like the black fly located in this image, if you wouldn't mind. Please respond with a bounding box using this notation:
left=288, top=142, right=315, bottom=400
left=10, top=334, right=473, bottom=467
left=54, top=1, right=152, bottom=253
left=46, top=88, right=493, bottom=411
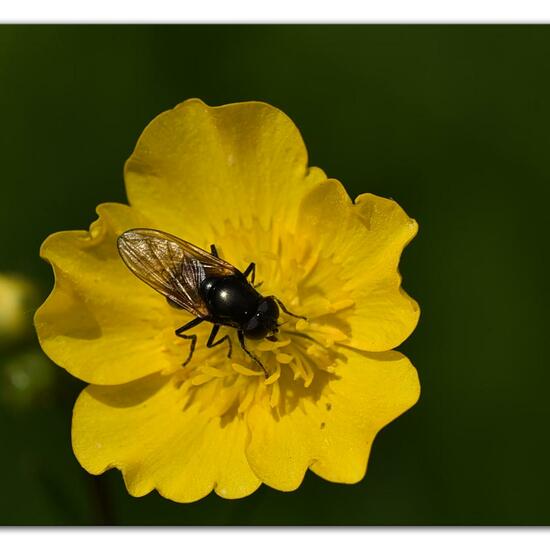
left=117, top=229, right=305, bottom=377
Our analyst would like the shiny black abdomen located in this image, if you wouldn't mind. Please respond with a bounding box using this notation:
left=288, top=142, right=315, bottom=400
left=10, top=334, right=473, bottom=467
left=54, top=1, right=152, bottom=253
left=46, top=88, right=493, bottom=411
left=200, top=275, right=262, bottom=326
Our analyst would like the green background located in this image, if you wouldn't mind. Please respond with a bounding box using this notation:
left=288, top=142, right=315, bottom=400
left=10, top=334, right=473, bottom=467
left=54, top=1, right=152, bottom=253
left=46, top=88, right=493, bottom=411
left=1, top=25, right=549, bottom=525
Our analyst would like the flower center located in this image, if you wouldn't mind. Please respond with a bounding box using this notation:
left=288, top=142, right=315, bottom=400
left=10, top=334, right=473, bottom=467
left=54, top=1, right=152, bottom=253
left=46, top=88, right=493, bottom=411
left=162, top=219, right=355, bottom=418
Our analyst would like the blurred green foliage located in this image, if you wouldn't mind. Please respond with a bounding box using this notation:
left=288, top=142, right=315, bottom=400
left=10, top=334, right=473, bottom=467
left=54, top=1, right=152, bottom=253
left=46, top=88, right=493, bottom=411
left=1, top=25, right=549, bottom=525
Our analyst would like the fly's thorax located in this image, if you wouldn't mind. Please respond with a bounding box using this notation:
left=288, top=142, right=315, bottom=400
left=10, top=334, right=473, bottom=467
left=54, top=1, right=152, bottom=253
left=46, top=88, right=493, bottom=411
left=200, top=275, right=261, bottom=325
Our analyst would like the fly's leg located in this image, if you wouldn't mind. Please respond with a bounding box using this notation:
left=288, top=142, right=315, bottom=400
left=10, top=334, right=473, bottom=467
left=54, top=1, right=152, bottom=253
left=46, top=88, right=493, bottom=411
left=213, top=250, right=262, bottom=288
left=243, top=262, right=256, bottom=285
left=238, top=330, right=268, bottom=378
left=244, top=261, right=263, bottom=288
left=175, top=317, right=203, bottom=366
left=206, top=324, right=232, bottom=359
left=272, top=296, right=307, bottom=321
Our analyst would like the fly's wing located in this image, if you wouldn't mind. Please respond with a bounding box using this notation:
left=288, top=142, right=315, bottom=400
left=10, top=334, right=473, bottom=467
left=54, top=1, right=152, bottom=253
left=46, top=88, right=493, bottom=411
left=117, top=228, right=239, bottom=317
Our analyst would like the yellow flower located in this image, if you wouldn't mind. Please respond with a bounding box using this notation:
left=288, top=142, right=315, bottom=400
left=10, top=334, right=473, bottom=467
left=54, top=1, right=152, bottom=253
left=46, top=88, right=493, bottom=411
left=34, top=99, right=420, bottom=502
left=0, top=274, right=38, bottom=347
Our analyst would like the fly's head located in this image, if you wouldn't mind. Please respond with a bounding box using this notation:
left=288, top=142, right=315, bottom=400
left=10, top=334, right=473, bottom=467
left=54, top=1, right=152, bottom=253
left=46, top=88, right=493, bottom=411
left=242, top=297, right=279, bottom=340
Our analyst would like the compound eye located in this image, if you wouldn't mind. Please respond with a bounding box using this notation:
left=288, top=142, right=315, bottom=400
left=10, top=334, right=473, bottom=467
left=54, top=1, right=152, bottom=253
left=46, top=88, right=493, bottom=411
left=257, top=297, right=279, bottom=319
left=243, top=315, right=269, bottom=340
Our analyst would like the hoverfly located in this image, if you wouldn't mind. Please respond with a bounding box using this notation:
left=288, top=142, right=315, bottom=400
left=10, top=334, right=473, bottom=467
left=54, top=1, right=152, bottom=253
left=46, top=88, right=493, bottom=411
left=117, top=229, right=305, bottom=376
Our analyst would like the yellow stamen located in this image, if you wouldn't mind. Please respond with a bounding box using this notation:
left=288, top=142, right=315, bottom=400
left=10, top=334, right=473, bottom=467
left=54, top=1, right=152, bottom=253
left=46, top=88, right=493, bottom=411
left=200, top=365, right=230, bottom=378
left=264, top=363, right=281, bottom=385
left=256, top=338, right=291, bottom=352
left=232, top=363, right=264, bottom=377
left=191, top=373, right=213, bottom=386
left=269, top=381, right=280, bottom=408
left=275, top=352, right=293, bottom=364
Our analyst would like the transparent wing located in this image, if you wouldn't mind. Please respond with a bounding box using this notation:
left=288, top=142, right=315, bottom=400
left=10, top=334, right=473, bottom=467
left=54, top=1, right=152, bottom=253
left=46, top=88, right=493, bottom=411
left=117, top=228, right=238, bottom=318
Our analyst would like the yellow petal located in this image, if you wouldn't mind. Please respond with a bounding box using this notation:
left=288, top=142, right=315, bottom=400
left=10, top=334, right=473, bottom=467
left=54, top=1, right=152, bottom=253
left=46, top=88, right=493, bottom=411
left=310, top=350, right=419, bottom=483
left=245, top=397, right=317, bottom=491
left=124, top=99, right=326, bottom=250
left=72, top=373, right=261, bottom=503
left=245, top=349, right=419, bottom=490
left=296, top=180, right=419, bottom=351
left=34, top=203, right=177, bottom=385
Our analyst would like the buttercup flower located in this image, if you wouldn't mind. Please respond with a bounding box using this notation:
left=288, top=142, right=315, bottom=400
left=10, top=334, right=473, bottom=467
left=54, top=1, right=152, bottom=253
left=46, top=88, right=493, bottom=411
left=34, top=99, right=420, bottom=502
left=0, top=274, right=38, bottom=346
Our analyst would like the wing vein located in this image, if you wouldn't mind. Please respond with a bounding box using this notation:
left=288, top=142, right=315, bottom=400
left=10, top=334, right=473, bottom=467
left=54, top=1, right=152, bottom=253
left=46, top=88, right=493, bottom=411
left=117, top=228, right=239, bottom=318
